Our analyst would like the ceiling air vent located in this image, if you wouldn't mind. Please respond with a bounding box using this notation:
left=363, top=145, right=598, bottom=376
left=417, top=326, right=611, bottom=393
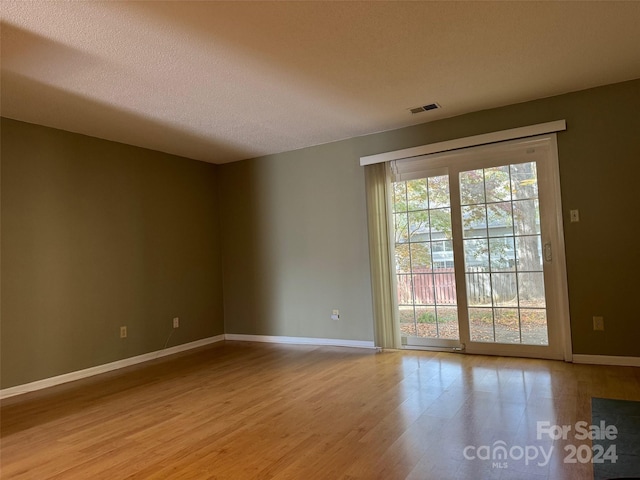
left=409, top=103, right=440, bottom=114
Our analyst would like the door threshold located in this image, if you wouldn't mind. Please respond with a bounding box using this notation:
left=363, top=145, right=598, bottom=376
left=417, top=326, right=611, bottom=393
left=402, top=345, right=465, bottom=353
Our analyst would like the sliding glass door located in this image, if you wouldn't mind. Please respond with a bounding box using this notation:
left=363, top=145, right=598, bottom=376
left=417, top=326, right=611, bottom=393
left=390, top=135, right=569, bottom=359
left=393, top=172, right=460, bottom=348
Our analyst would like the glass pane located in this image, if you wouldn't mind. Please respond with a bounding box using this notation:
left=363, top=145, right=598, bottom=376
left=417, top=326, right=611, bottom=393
left=518, top=272, right=546, bottom=308
left=395, top=244, right=411, bottom=273
left=394, top=173, right=458, bottom=343
left=460, top=169, right=485, bottom=205
left=469, top=307, right=494, bottom=342
left=394, top=213, right=409, bottom=243
left=485, top=166, right=512, bottom=202
left=429, top=208, right=452, bottom=240
left=511, top=162, right=539, bottom=200
left=489, top=237, right=515, bottom=271
left=397, top=275, right=413, bottom=304
left=431, top=240, right=453, bottom=269
left=487, top=202, right=513, bottom=236
left=395, top=243, right=411, bottom=273
left=434, top=273, right=457, bottom=304
left=406, top=178, right=428, bottom=211
left=415, top=306, right=437, bottom=338
left=521, top=309, right=549, bottom=345
left=464, top=239, right=489, bottom=271
left=393, top=182, right=407, bottom=213
left=515, top=235, right=543, bottom=271
left=428, top=175, right=450, bottom=208
left=437, top=306, right=459, bottom=340
left=399, top=306, right=417, bottom=337
left=454, top=159, right=550, bottom=348
left=466, top=272, right=491, bottom=306
left=491, top=273, right=517, bottom=306
left=412, top=274, right=435, bottom=305
left=408, top=211, right=430, bottom=242
left=494, top=308, right=521, bottom=344
left=513, top=200, right=540, bottom=235
left=462, top=205, right=487, bottom=238
left=410, top=242, right=431, bottom=270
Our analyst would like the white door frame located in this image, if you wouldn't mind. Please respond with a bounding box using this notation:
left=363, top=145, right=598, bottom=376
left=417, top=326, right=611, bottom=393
left=388, top=134, right=572, bottom=361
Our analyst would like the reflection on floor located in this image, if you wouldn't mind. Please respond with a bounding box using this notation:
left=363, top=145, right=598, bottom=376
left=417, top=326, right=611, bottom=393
left=2, top=342, right=640, bottom=479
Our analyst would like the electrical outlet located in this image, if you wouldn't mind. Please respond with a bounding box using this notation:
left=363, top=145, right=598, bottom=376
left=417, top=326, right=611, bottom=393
left=173, top=317, right=179, bottom=328
left=120, top=326, right=127, bottom=338
left=593, top=316, right=604, bottom=331
left=331, top=309, right=340, bottom=321
left=570, top=209, right=580, bottom=223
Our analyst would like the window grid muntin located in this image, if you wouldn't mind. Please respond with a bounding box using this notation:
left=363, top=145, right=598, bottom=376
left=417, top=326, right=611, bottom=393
left=393, top=175, right=457, bottom=340
left=461, top=162, right=547, bottom=345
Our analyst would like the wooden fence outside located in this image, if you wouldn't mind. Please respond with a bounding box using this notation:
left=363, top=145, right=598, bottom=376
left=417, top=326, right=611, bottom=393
left=397, top=267, right=518, bottom=306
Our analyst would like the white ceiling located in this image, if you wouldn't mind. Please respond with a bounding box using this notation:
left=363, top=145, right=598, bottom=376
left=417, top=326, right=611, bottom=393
left=2, top=1, right=640, bottom=164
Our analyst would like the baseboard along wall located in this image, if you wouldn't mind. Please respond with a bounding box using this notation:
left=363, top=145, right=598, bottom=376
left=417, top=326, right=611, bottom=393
left=572, top=354, right=640, bottom=367
left=0, top=335, right=225, bottom=399
left=0, top=334, right=375, bottom=399
left=5, top=338, right=636, bottom=400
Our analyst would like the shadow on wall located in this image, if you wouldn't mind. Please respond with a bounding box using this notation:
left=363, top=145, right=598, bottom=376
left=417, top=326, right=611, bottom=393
left=219, top=158, right=278, bottom=335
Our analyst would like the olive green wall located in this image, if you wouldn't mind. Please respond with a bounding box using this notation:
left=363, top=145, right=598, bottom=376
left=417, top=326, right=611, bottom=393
left=2, top=79, right=638, bottom=391
left=219, top=141, right=375, bottom=341
left=1, top=119, right=224, bottom=388
left=220, top=79, right=640, bottom=357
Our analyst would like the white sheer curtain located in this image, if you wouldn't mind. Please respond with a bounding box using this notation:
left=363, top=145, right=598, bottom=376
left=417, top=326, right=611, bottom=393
left=364, top=163, right=401, bottom=349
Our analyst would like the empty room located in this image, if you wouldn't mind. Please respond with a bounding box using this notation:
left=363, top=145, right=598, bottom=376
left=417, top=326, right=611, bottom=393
left=1, top=2, right=640, bottom=479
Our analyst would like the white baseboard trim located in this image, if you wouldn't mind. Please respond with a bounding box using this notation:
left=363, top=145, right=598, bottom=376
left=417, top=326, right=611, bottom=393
left=0, top=334, right=375, bottom=400
left=0, top=335, right=225, bottom=400
left=573, top=354, right=640, bottom=367
left=224, top=333, right=376, bottom=349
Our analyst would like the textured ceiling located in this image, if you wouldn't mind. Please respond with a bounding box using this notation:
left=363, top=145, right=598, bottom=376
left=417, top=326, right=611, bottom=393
left=2, top=1, right=640, bottom=164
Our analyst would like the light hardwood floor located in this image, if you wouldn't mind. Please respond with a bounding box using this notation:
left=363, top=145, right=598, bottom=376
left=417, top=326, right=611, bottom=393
left=2, top=342, right=640, bottom=479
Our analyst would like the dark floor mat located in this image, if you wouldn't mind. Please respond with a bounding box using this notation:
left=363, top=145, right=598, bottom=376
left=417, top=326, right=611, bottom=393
left=592, top=397, right=640, bottom=480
